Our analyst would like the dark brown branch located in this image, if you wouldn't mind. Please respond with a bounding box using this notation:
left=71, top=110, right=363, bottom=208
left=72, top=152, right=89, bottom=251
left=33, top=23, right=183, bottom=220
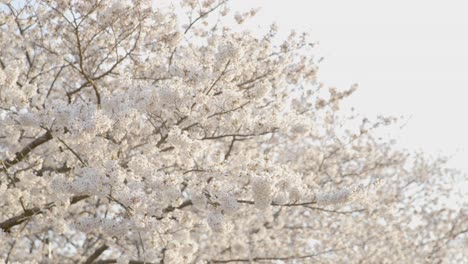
left=43, top=65, right=65, bottom=107
left=94, top=260, right=156, bottom=264
left=5, top=238, right=17, bottom=264
left=107, top=195, right=133, bottom=216
left=67, top=18, right=102, bottom=106
left=237, top=71, right=273, bottom=88
left=0, top=195, right=88, bottom=232
left=162, top=200, right=193, bottom=214
left=224, top=136, right=236, bottom=160
left=207, top=101, right=250, bottom=119
left=66, top=82, right=92, bottom=103
left=155, top=200, right=193, bottom=220
left=91, top=23, right=142, bottom=81
left=57, top=137, right=88, bottom=166
left=204, top=59, right=231, bottom=95
left=0, top=131, right=52, bottom=172
left=211, top=247, right=346, bottom=263
left=184, top=0, right=228, bottom=34
left=237, top=199, right=317, bottom=207
left=83, top=244, right=109, bottom=264
left=34, top=164, right=71, bottom=176
left=304, top=206, right=366, bottom=215
left=84, top=72, right=101, bottom=106
left=0, top=57, right=6, bottom=70
left=202, top=128, right=278, bottom=140
left=6, top=3, right=34, bottom=70
left=238, top=199, right=364, bottom=215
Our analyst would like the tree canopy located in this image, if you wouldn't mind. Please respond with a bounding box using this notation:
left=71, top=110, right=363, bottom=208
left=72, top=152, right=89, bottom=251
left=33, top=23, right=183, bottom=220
left=0, top=0, right=466, bottom=263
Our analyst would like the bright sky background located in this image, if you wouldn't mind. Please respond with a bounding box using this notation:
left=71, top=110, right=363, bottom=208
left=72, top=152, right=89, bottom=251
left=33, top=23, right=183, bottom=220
left=228, top=0, right=468, bottom=174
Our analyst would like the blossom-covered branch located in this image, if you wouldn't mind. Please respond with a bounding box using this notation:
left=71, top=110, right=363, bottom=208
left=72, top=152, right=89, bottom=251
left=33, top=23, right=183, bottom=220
left=0, top=0, right=465, bottom=263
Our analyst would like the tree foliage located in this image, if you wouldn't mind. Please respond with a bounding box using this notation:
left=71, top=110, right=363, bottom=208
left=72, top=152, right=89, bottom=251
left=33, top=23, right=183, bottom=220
left=0, top=0, right=466, bottom=263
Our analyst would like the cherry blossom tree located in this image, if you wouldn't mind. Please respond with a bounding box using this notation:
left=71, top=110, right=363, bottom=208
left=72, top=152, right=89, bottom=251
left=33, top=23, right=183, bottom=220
left=0, top=0, right=466, bottom=263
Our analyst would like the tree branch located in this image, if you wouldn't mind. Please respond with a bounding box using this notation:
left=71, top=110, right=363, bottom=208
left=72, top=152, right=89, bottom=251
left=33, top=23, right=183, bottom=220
left=204, top=59, right=231, bottom=95
left=0, top=131, right=52, bottom=173
left=211, top=246, right=346, bottom=263
left=57, top=137, right=88, bottom=166
left=94, top=260, right=156, bottom=264
left=0, top=195, right=88, bottom=232
left=184, top=0, right=228, bottom=34
left=83, top=244, right=109, bottom=264
left=224, top=136, right=236, bottom=160
left=237, top=199, right=317, bottom=207
left=202, top=128, right=278, bottom=140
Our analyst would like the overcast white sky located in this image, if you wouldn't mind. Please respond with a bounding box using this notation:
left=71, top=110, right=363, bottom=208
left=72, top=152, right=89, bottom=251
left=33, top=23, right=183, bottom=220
left=228, top=0, right=468, bottom=173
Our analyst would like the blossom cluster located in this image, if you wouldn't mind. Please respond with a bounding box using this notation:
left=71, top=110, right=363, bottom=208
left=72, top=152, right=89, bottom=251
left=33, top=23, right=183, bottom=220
left=0, top=0, right=465, bottom=263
